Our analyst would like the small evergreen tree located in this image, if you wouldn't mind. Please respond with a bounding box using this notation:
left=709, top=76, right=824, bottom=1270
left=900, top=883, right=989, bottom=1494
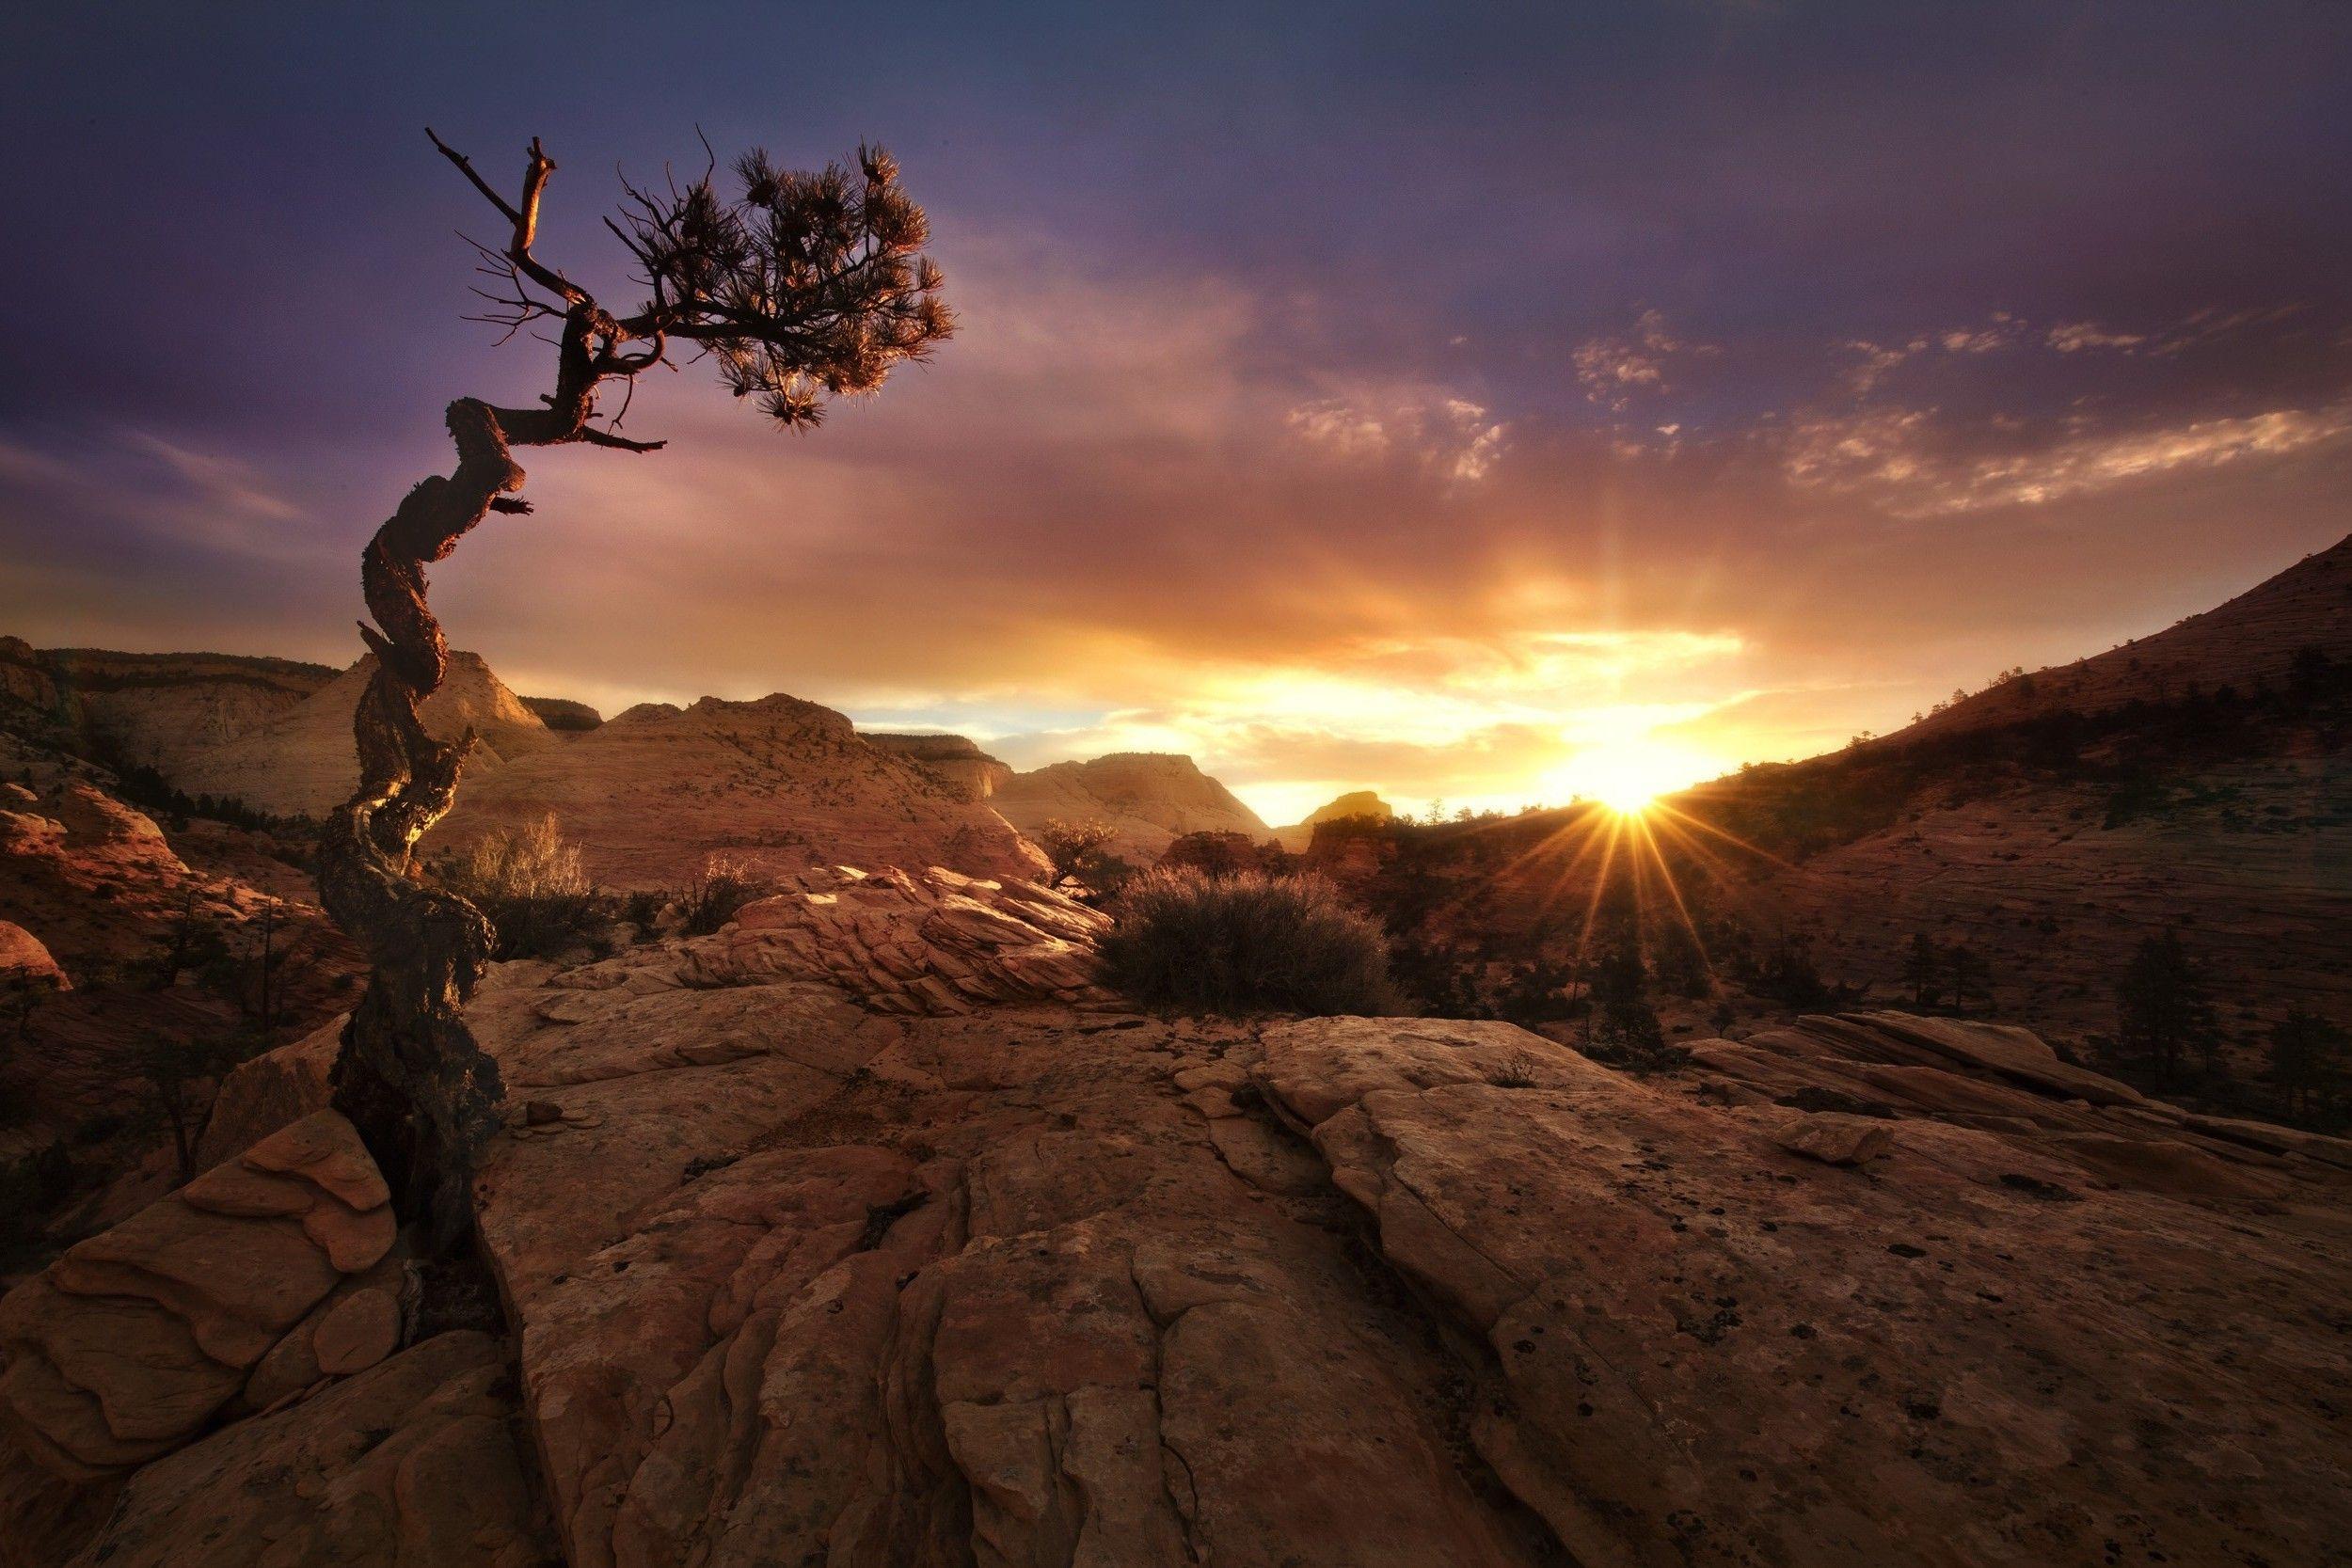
left=2115, top=932, right=2218, bottom=1086
left=1035, top=818, right=1119, bottom=884
left=2268, top=1009, right=2347, bottom=1124
left=1900, top=933, right=1939, bottom=1008
left=1943, top=942, right=1990, bottom=1016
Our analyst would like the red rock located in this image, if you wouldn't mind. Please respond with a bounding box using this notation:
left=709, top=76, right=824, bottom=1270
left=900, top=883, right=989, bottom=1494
left=992, top=752, right=1268, bottom=864
left=1774, top=1110, right=1893, bottom=1164
left=55, top=1331, right=553, bottom=1568
left=0, top=1112, right=397, bottom=1481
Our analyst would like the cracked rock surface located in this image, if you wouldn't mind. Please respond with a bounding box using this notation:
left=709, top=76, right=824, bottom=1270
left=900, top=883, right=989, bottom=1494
left=12, top=882, right=2346, bottom=1567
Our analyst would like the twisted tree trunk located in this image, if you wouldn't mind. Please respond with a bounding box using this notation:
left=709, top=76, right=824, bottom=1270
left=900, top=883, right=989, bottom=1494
left=317, top=397, right=526, bottom=1254
left=313, top=124, right=944, bottom=1249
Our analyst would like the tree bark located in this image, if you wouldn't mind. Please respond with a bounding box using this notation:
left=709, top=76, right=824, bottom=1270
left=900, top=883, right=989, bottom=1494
left=317, top=396, right=524, bottom=1255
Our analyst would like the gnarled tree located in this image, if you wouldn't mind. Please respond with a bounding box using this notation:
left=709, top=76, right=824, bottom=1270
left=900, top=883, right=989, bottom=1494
left=322, top=130, right=951, bottom=1252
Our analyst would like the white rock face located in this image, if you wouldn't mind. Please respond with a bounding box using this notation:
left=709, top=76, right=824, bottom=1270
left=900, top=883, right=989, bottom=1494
left=167, top=653, right=554, bottom=817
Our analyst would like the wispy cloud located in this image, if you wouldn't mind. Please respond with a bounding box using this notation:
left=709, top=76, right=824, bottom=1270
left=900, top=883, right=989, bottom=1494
left=1286, top=387, right=1510, bottom=483
left=1573, top=309, right=1717, bottom=411
left=1782, top=402, right=2352, bottom=515
left=0, top=425, right=311, bottom=561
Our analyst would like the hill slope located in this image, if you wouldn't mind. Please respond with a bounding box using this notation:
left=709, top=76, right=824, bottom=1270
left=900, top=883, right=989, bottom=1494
left=1900, top=532, right=2351, bottom=741
left=992, top=752, right=1270, bottom=863
left=430, top=692, right=1048, bottom=888
left=167, top=653, right=557, bottom=817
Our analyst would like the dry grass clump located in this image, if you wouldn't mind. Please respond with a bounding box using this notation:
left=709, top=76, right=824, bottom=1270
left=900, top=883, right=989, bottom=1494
left=1098, top=868, right=1393, bottom=1017
left=442, top=814, right=608, bottom=960
left=675, top=853, right=771, bottom=936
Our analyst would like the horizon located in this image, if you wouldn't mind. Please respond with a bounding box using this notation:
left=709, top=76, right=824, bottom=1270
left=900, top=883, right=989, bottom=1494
left=5, top=2, right=2348, bottom=825
left=13, top=518, right=2338, bottom=826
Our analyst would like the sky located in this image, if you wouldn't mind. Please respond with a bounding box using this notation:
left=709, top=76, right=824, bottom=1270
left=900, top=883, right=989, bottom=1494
left=3, top=1, right=2348, bottom=824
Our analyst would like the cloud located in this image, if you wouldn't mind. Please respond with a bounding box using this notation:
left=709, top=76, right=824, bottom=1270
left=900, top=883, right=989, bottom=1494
left=0, top=425, right=311, bottom=562
left=2045, top=321, right=2146, bottom=353
left=1573, top=309, right=1717, bottom=411
left=1781, top=401, right=2352, bottom=515
left=1286, top=387, right=1510, bottom=483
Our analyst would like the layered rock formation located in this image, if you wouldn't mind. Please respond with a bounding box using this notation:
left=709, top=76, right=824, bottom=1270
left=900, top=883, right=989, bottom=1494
left=0, top=641, right=340, bottom=781
left=92, top=864, right=2338, bottom=1568
left=0, top=1114, right=550, bottom=1565
left=0, top=775, right=361, bottom=1209
left=993, top=752, right=1270, bottom=863
left=56, top=1330, right=550, bottom=1568
left=0, top=1113, right=402, bottom=1477
left=168, top=652, right=557, bottom=818
left=432, top=693, right=1047, bottom=889
left=1275, top=787, right=1395, bottom=850
left=862, top=731, right=1014, bottom=802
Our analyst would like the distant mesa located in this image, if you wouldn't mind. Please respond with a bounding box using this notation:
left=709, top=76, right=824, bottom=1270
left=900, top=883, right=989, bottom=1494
left=431, top=691, right=1047, bottom=889
left=0, top=640, right=336, bottom=777
left=990, top=752, right=1271, bottom=863
left=520, top=695, right=603, bottom=733
left=1275, top=788, right=1395, bottom=851
left=163, top=652, right=558, bottom=819
left=861, top=732, right=1014, bottom=802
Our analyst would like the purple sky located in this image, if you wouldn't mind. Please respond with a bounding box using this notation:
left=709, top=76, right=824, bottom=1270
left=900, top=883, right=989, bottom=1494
left=4, top=1, right=2347, bottom=818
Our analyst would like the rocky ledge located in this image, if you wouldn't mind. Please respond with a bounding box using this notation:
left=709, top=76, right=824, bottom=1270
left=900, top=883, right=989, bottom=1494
left=4, top=872, right=2345, bottom=1567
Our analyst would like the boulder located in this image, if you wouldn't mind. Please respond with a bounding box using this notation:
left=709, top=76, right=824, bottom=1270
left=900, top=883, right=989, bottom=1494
left=0, top=925, right=65, bottom=992
left=0, top=1112, right=397, bottom=1481
left=1774, top=1110, right=1893, bottom=1164
left=57, top=1331, right=552, bottom=1568
left=1251, top=1016, right=2351, bottom=1568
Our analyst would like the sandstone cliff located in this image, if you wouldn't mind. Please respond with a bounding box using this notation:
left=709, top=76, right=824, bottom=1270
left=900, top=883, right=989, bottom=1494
left=993, top=752, right=1270, bottom=863
left=430, top=693, right=1047, bottom=889
left=861, top=731, right=1015, bottom=801
left=165, top=652, right=557, bottom=818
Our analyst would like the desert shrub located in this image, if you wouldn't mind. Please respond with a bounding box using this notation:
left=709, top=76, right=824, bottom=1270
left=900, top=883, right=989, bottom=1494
left=0, top=1144, right=75, bottom=1254
left=1098, top=868, right=1393, bottom=1017
left=443, top=814, right=612, bottom=960
left=675, top=854, right=771, bottom=937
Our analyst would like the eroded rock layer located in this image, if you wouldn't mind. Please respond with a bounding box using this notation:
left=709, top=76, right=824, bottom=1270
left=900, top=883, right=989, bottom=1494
left=9, top=877, right=2345, bottom=1567
left=431, top=693, right=1048, bottom=889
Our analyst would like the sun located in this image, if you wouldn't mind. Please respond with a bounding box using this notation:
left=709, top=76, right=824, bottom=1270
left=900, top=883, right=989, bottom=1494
left=1544, top=737, right=1714, bottom=816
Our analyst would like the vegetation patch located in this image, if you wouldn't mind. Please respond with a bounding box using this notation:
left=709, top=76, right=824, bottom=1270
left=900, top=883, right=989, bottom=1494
left=1099, top=868, right=1393, bottom=1017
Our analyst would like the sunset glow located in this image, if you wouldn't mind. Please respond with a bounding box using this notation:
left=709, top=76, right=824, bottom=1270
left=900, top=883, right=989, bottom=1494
left=1, top=7, right=2345, bottom=816
left=1543, top=736, right=1720, bottom=817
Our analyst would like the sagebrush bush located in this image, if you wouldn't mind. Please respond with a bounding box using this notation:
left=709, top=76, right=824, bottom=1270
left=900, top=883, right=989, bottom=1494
left=675, top=853, right=771, bottom=936
left=442, top=814, right=612, bottom=960
left=1098, top=868, right=1393, bottom=1017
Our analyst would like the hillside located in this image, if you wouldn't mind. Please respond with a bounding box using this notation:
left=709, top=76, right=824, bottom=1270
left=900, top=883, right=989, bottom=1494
left=1899, top=532, right=2351, bottom=741
left=167, top=653, right=558, bottom=817
left=430, top=692, right=1047, bottom=888
left=0, top=641, right=336, bottom=778
left=1304, top=535, right=2352, bottom=1081
left=993, top=752, right=1271, bottom=863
